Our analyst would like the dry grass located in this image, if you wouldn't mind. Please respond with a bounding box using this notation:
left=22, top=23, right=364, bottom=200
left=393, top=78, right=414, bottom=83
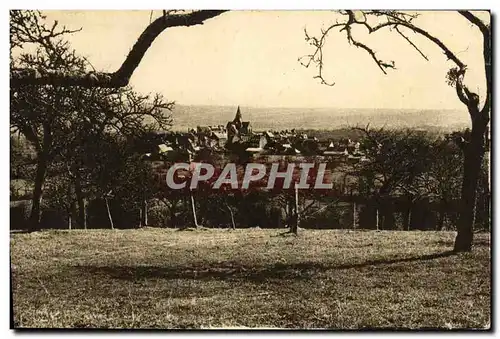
left=11, top=228, right=490, bottom=329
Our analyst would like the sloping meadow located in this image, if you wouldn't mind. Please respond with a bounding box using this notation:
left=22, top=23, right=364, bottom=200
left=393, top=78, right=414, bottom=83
left=11, top=228, right=490, bottom=329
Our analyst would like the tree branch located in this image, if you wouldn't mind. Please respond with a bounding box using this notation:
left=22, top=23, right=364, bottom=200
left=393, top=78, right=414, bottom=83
left=394, top=26, right=428, bottom=61
left=459, top=11, right=489, bottom=35
left=396, top=22, right=466, bottom=70
left=344, top=24, right=395, bottom=74
left=455, top=79, right=469, bottom=106
left=300, top=10, right=467, bottom=86
left=11, top=10, right=227, bottom=88
left=459, top=11, right=491, bottom=115
left=368, top=10, right=467, bottom=70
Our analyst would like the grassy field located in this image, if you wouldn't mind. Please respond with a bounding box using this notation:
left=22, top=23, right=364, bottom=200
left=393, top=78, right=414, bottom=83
left=11, top=228, right=490, bottom=329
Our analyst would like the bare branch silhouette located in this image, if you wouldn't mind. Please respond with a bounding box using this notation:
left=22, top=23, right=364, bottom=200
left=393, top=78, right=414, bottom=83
left=11, top=10, right=227, bottom=88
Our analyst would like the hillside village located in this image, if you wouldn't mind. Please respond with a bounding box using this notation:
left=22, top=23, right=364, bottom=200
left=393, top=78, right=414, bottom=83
left=139, top=106, right=367, bottom=162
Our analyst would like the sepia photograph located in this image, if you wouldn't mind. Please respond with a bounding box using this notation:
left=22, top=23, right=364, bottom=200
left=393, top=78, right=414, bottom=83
left=9, top=7, right=491, bottom=330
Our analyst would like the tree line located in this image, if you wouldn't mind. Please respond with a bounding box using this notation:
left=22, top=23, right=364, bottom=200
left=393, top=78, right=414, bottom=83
left=11, top=120, right=489, bottom=234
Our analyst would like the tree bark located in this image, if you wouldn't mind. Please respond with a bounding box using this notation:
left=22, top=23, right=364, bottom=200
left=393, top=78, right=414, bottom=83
left=289, top=186, right=300, bottom=235
left=74, top=173, right=87, bottom=229
left=378, top=198, right=393, bottom=230
left=408, top=208, right=412, bottom=231
left=140, top=199, right=148, bottom=227
left=437, top=200, right=446, bottom=231
left=375, top=188, right=388, bottom=231
left=225, top=201, right=236, bottom=230
left=169, top=201, right=178, bottom=228
left=403, top=198, right=413, bottom=231
left=352, top=201, right=357, bottom=230
left=105, top=198, right=114, bottom=230
left=28, top=155, right=47, bottom=231
left=69, top=196, right=77, bottom=230
left=485, top=125, right=491, bottom=231
left=452, top=13, right=490, bottom=251
left=454, top=116, right=488, bottom=252
left=190, top=191, right=199, bottom=227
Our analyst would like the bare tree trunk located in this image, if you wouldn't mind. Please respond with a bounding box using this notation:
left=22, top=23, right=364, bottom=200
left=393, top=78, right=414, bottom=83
left=375, top=207, right=379, bottom=231
left=437, top=212, right=445, bottom=231
left=403, top=198, right=413, bottom=231
left=436, top=200, right=446, bottom=231
left=142, top=199, right=148, bottom=226
left=66, top=181, right=75, bottom=230
left=74, top=173, right=87, bottom=229
left=69, top=197, right=78, bottom=230
left=352, top=201, right=357, bottom=230
left=105, top=198, right=114, bottom=230
left=75, top=193, right=86, bottom=229
left=296, top=186, right=300, bottom=231
left=169, top=201, right=178, bottom=228
left=138, top=199, right=148, bottom=228
left=454, top=117, right=487, bottom=252
left=290, top=186, right=299, bottom=235
left=82, top=199, right=87, bottom=230
left=190, top=191, right=199, bottom=227
left=225, top=201, right=236, bottom=230
left=485, top=124, right=491, bottom=231
left=28, top=155, right=47, bottom=231
left=407, top=208, right=412, bottom=231
left=286, top=199, right=293, bottom=228
left=485, top=186, right=491, bottom=233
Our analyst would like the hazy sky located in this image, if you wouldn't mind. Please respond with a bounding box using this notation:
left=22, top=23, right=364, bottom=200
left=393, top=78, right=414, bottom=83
left=42, top=10, right=489, bottom=110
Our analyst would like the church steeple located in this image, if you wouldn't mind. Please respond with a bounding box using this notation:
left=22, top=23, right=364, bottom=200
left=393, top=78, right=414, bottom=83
left=233, top=106, right=242, bottom=129
left=234, top=106, right=242, bottom=122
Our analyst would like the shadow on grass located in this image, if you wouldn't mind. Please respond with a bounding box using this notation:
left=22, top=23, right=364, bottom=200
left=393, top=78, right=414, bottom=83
left=74, top=251, right=456, bottom=283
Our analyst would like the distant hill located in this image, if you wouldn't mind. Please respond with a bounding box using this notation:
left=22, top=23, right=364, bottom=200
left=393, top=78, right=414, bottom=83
left=169, top=105, right=470, bottom=132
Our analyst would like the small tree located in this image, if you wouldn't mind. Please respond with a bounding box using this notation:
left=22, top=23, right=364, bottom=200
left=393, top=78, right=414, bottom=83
left=10, top=11, right=173, bottom=230
left=44, top=171, right=76, bottom=229
left=11, top=41, right=85, bottom=230
left=424, top=135, right=464, bottom=230
left=351, top=127, right=434, bottom=229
